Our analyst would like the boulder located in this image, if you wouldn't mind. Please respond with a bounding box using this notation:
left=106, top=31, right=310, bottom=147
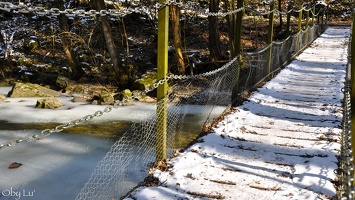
left=72, top=96, right=88, bottom=103
left=98, top=90, right=115, bottom=105
left=132, top=72, right=157, bottom=91
left=121, top=89, right=133, bottom=99
left=8, top=82, right=60, bottom=98
left=55, top=76, right=70, bottom=89
left=73, top=85, right=85, bottom=94
left=35, top=98, right=64, bottom=109
left=0, top=93, right=6, bottom=101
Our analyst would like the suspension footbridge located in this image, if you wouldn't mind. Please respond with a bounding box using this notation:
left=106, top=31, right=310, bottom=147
left=0, top=1, right=353, bottom=199
left=123, top=26, right=349, bottom=200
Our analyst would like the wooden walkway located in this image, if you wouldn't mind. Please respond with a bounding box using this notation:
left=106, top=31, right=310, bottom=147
left=125, top=26, right=350, bottom=200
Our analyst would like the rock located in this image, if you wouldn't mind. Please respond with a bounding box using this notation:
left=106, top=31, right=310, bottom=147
left=0, top=93, right=6, bottom=101
left=73, top=85, right=85, bottom=94
left=98, top=90, right=115, bottom=105
left=121, top=89, right=132, bottom=99
left=55, top=76, right=69, bottom=89
left=132, top=72, right=157, bottom=91
left=35, top=98, right=64, bottom=109
left=140, top=95, right=156, bottom=103
left=72, top=96, right=88, bottom=103
left=8, top=82, right=60, bottom=98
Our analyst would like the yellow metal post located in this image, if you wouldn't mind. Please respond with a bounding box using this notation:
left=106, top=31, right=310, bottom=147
left=156, top=0, right=169, bottom=161
left=266, top=1, right=274, bottom=77
left=305, top=6, right=309, bottom=43
left=296, top=5, right=303, bottom=52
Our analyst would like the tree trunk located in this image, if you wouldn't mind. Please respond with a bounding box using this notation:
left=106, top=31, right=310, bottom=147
left=278, top=0, right=283, bottom=28
left=56, top=0, right=85, bottom=80
left=170, top=4, right=185, bottom=75
left=208, top=0, right=222, bottom=61
left=90, top=0, right=130, bottom=85
left=224, top=0, right=236, bottom=57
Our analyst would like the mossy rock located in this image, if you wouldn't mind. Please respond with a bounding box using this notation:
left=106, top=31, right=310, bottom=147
left=98, top=90, right=115, bottom=105
left=55, top=76, right=70, bottom=89
left=73, top=85, right=85, bottom=94
left=35, top=98, right=63, bottom=109
left=8, top=82, right=61, bottom=98
left=132, top=72, right=157, bottom=91
left=121, top=89, right=132, bottom=99
left=72, top=96, right=89, bottom=103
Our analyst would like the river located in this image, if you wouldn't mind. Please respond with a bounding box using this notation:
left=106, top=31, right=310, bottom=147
left=0, top=86, right=226, bottom=199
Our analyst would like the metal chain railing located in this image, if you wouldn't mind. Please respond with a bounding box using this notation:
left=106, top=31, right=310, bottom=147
left=0, top=81, right=158, bottom=150
left=0, top=0, right=326, bottom=18
left=338, top=25, right=355, bottom=198
left=340, top=78, right=355, bottom=199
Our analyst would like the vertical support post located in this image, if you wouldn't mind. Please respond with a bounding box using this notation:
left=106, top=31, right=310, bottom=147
left=231, top=0, right=243, bottom=107
left=305, top=6, right=310, bottom=43
left=296, top=4, right=303, bottom=52
left=156, top=0, right=169, bottom=161
left=286, top=3, right=291, bottom=37
left=266, top=1, right=274, bottom=77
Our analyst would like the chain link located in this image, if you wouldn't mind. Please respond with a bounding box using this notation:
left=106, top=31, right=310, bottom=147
left=338, top=31, right=355, bottom=199
left=340, top=82, right=355, bottom=199
left=0, top=75, right=170, bottom=150
left=0, top=1, right=326, bottom=18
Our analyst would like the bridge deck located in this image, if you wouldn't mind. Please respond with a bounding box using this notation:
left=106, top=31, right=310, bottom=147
left=126, top=26, right=350, bottom=200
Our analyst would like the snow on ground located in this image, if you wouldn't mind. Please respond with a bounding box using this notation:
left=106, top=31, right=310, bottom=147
left=0, top=90, right=156, bottom=124
left=125, top=26, right=349, bottom=200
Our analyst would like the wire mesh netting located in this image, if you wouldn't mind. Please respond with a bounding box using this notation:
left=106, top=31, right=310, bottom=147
left=75, top=24, right=326, bottom=200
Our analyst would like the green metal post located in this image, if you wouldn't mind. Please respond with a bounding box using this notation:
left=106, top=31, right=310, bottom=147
left=296, top=5, right=303, bottom=52
left=266, top=2, right=275, bottom=77
left=231, top=0, right=243, bottom=106
left=305, top=6, right=310, bottom=43
left=156, top=0, right=169, bottom=161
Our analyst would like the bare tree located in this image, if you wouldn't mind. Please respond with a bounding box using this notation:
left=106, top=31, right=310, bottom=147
left=208, top=0, right=222, bottom=61
left=170, top=3, right=185, bottom=75
left=224, top=0, right=237, bottom=57
left=90, top=0, right=130, bottom=85
left=56, top=0, right=85, bottom=79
